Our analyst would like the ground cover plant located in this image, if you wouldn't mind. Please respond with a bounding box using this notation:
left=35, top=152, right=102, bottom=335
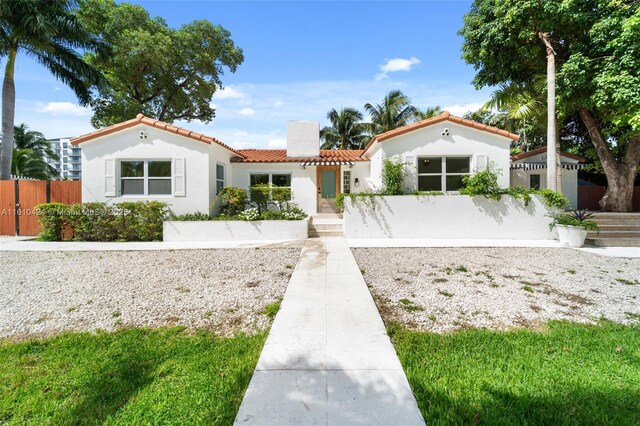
left=390, top=321, right=640, bottom=425
left=0, top=328, right=265, bottom=424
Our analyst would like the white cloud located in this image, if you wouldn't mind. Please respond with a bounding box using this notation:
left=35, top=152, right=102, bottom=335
left=267, top=138, right=286, bottom=148
left=214, top=86, right=245, bottom=99
left=442, top=102, right=485, bottom=116
left=273, top=100, right=284, bottom=108
left=36, top=102, right=91, bottom=116
left=238, top=107, right=256, bottom=116
left=377, top=57, right=421, bottom=80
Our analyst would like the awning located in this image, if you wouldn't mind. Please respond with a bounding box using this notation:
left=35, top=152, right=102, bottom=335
left=510, top=162, right=587, bottom=171
left=301, top=160, right=354, bottom=167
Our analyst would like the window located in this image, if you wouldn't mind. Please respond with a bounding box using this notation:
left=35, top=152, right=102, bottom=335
left=120, top=160, right=172, bottom=196
left=249, top=173, right=292, bottom=201
left=530, top=174, right=541, bottom=190
left=216, top=164, right=225, bottom=194
left=417, top=157, right=470, bottom=192
left=343, top=170, right=351, bottom=194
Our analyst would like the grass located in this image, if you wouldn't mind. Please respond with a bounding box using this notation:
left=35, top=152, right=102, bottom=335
left=389, top=321, right=640, bottom=425
left=0, top=328, right=266, bottom=425
left=616, top=278, right=639, bottom=286
left=399, top=298, right=425, bottom=312
left=263, top=299, right=282, bottom=320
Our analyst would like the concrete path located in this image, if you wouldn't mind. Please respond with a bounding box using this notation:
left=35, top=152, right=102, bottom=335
left=234, top=238, right=425, bottom=425
left=347, top=238, right=561, bottom=248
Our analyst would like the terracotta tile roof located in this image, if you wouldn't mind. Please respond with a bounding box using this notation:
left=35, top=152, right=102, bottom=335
left=511, top=146, right=586, bottom=162
left=363, top=111, right=520, bottom=153
left=70, top=113, right=244, bottom=157
left=231, top=149, right=368, bottom=163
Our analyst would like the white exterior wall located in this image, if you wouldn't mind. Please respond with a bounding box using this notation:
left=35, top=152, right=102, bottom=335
left=364, top=122, right=512, bottom=191
left=164, top=219, right=308, bottom=242
left=344, top=195, right=558, bottom=239
left=80, top=124, right=234, bottom=215
left=510, top=153, right=579, bottom=208
left=231, top=163, right=318, bottom=214
left=343, top=162, right=373, bottom=194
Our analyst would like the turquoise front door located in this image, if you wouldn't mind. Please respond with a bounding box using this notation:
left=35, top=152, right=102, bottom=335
left=321, top=170, right=336, bottom=198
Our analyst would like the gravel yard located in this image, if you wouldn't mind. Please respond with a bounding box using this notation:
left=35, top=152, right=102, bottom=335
left=352, top=247, right=640, bottom=333
left=0, top=248, right=300, bottom=339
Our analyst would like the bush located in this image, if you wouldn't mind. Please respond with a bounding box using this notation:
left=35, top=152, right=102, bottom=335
left=460, top=168, right=502, bottom=199
left=36, top=201, right=170, bottom=242
left=381, top=158, right=406, bottom=195
left=550, top=209, right=599, bottom=231
left=536, top=188, right=571, bottom=210
left=172, top=212, right=211, bottom=221
left=218, top=187, right=247, bottom=216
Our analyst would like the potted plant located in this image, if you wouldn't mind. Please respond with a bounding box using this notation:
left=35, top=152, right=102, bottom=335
left=550, top=209, right=599, bottom=247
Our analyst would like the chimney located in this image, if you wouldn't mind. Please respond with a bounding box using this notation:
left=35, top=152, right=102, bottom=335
left=286, top=121, right=320, bottom=158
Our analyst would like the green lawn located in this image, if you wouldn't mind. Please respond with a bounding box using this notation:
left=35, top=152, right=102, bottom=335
left=390, top=321, right=640, bottom=425
left=0, top=328, right=266, bottom=425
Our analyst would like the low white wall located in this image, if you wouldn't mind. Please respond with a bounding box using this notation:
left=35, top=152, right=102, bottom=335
left=163, top=219, right=308, bottom=242
left=344, top=195, right=558, bottom=239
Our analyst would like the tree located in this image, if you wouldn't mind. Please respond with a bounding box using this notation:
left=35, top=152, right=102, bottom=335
left=414, top=105, right=442, bottom=121
left=12, top=149, right=50, bottom=180
left=460, top=0, right=640, bottom=211
left=320, top=108, right=370, bottom=150
left=0, top=0, right=105, bottom=180
left=13, top=124, right=59, bottom=178
left=364, top=90, right=417, bottom=134
left=77, top=0, right=244, bottom=127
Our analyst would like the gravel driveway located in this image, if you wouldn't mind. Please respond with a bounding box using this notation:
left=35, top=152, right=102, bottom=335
left=0, top=248, right=300, bottom=339
left=352, top=248, right=640, bottom=333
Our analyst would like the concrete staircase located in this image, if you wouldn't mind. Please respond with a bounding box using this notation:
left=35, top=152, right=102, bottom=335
left=309, top=213, right=344, bottom=238
left=585, top=213, right=640, bottom=247
left=318, top=199, right=340, bottom=214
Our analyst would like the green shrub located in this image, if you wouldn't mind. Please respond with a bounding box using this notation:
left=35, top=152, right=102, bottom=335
left=550, top=209, right=599, bottom=231
left=460, top=168, right=502, bottom=200
left=535, top=188, right=571, bottom=210
left=218, top=187, right=247, bottom=216
left=172, top=212, right=212, bottom=221
left=36, top=201, right=170, bottom=242
left=381, top=158, right=406, bottom=195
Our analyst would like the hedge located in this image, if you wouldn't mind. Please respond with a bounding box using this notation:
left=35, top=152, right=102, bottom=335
left=35, top=201, right=170, bottom=242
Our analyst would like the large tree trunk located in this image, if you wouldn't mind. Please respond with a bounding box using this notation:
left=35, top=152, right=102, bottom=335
left=579, top=108, right=640, bottom=212
left=0, top=46, right=17, bottom=180
left=555, top=118, right=563, bottom=193
left=539, top=32, right=558, bottom=191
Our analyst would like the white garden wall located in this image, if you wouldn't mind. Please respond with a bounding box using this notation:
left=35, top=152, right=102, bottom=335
left=344, top=195, right=558, bottom=239
left=163, top=219, right=309, bottom=242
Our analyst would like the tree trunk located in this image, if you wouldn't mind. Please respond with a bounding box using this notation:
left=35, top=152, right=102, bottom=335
left=555, top=118, right=563, bottom=193
left=0, top=46, right=17, bottom=180
left=579, top=108, right=640, bottom=212
left=539, top=32, right=558, bottom=191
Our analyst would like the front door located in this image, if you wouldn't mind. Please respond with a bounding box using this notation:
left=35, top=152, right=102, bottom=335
left=321, top=170, right=336, bottom=198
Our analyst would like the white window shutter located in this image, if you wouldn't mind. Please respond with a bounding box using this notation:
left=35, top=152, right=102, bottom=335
left=475, top=155, right=488, bottom=172
left=404, top=155, right=416, bottom=191
left=104, top=158, right=116, bottom=197
left=173, top=158, right=186, bottom=196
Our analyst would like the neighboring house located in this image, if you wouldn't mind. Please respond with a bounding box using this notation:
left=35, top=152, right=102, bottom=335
left=47, top=138, right=82, bottom=179
left=510, top=147, right=586, bottom=208
left=71, top=111, right=580, bottom=215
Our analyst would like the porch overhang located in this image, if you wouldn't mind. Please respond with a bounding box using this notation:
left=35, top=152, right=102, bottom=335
left=510, top=162, right=587, bottom=171
left=301, top=160, right=354, bottom=168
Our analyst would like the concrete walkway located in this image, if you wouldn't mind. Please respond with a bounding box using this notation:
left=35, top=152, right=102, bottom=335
left=234, top=238, right=425, bottom=425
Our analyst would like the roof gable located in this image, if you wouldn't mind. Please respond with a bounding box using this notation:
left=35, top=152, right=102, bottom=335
left=70, top=114, right=243, bottom=157
left=363, top=111, right=520, bottom=153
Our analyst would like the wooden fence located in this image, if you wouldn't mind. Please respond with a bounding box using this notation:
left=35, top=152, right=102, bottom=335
left=0, top=180, right=81, bottom=236
left=578, top=186, right=640, bottom=211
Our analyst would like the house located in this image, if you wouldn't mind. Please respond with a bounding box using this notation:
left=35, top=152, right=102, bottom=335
left=510, top=147, right=586, bottom=208
left=71, top=111, right=580, bottom=214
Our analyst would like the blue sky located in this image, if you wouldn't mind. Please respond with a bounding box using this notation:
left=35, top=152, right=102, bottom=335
left=10, top=0, right=492, bottom=148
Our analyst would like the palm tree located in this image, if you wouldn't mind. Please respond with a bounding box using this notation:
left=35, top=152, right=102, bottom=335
left=320, top=108, right=370, bottom=150
left=13, top=123, right=59, bottom=177
left=12, top=149, right=50, bottom=180
left=364, top=90, right=417, bottom=134
left=0, top=0, right=105, bottom=179
left=538, top=32, right=560, bottom=192
left=414, top=105, right=443, bottom=121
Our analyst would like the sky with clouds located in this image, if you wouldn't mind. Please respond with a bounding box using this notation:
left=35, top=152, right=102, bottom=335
left=9, top=0, right=490, bottom=149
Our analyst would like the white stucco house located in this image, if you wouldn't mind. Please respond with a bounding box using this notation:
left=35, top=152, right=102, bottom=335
left=71, top=111, right=583, bottom=214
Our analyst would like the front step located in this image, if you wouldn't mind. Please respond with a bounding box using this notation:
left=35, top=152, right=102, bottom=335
left=585, top=213, right=640, bottom=247
left=308, top=214, right=343, bottom=238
